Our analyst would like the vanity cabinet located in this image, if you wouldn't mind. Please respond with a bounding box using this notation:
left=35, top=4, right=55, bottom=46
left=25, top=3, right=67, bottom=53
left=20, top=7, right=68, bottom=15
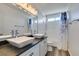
left=20, top=43, right=39, bottom=56
left=20, top=39, right=47, bottom=56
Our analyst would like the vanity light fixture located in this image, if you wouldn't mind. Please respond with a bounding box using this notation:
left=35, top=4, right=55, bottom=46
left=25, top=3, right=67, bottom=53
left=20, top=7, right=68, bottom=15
left=16, top=3, right=38, bottom=16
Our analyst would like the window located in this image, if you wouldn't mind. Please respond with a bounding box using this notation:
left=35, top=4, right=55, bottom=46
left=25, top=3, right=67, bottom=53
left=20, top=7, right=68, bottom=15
left=34, top=13, right=61, bottom=23
left=48, top=17, right=60, bottom=22
left=34, top=18, right=46, bottom=24
left=35, top=20, right=37, bottom=23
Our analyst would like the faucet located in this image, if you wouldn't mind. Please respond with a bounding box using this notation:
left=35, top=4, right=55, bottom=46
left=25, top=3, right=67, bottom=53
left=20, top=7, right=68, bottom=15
left=11, top=30, right=19, bottom=38
left=11, top=30, right=15, bottom=37
left=15, top=30, right=19, bottom=37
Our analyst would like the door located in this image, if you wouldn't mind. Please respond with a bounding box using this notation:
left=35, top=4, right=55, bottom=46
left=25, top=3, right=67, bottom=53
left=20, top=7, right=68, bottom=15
left=46, top=13, right=61, bottom=48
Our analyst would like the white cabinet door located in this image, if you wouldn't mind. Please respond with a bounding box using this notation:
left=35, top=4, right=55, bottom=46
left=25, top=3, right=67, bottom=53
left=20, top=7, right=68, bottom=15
left=33, top=43, right=39, bottom=56
left=44, top=39, right=48, bottom=55
left=26, top=44, right=39, bottom=56
left=39, top=39, right=47, bottom=56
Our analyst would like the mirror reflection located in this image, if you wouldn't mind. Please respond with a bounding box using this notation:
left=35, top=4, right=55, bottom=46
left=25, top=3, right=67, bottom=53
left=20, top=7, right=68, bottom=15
left=0, top=3, right=35, bottom=38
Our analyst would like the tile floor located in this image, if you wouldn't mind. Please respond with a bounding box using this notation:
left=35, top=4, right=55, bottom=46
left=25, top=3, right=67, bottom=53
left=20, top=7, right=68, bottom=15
left=46, top=47, right=70, bottom=56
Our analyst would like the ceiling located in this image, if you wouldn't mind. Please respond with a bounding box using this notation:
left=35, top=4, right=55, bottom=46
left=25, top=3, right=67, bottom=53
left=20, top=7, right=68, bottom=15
left=31, top=3, right=69, bottom=15
left=30, top=3, right=79, bottom=16
left=8, top=3, right=79, bottom=17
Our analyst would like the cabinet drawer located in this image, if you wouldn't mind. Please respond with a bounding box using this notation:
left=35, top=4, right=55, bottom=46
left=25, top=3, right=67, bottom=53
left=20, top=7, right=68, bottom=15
left=20, top=43, right=39, bottom=56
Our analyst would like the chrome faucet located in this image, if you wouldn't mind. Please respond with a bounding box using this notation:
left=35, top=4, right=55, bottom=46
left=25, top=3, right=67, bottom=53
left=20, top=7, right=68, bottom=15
left=11, top=30, right=19, bottom=38
left=11, top=30, right=15, bottom=37
left=15, top=30, right=19, bottom=37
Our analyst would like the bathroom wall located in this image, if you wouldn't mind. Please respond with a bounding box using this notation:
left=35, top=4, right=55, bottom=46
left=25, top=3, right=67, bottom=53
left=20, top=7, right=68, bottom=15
left=68, top=4, right=79, bottom=55
left=0, top=16, right=4, bottom=34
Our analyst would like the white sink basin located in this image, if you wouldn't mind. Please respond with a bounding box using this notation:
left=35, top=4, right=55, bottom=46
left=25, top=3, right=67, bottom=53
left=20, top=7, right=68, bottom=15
left=33, top=34, right=45, bottom=39
left=6, top=36, right=34, bottom=48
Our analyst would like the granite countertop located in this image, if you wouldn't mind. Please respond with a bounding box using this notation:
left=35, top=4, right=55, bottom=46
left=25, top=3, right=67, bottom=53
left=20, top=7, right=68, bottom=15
left=0, top=37, right=47, bottom=56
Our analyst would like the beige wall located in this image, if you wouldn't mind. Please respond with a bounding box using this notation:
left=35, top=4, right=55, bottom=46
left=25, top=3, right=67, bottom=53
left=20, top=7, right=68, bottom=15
left=68, top=4, right=79, bottom=55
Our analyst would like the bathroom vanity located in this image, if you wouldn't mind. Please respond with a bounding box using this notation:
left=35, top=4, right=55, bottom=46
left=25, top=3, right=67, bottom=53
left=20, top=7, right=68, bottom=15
left=0, top=37, right=47, bottom=56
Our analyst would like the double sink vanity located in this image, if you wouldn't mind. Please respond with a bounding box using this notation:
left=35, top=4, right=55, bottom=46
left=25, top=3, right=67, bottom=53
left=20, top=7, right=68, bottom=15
left=0, top=34, right=47, bottom=56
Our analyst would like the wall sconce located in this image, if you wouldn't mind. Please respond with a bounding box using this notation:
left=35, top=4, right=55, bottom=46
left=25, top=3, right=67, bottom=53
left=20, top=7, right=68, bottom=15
left=16, top=3, right=38, bottom=16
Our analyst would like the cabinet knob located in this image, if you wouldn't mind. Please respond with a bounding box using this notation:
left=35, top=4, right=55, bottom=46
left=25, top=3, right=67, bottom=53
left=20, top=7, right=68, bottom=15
left=44, top=41, right=46, bottom=43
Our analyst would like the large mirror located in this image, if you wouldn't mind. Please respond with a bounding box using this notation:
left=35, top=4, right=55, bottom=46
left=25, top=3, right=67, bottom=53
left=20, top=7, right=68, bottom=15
left=0, top=3, right=35, bottom=37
